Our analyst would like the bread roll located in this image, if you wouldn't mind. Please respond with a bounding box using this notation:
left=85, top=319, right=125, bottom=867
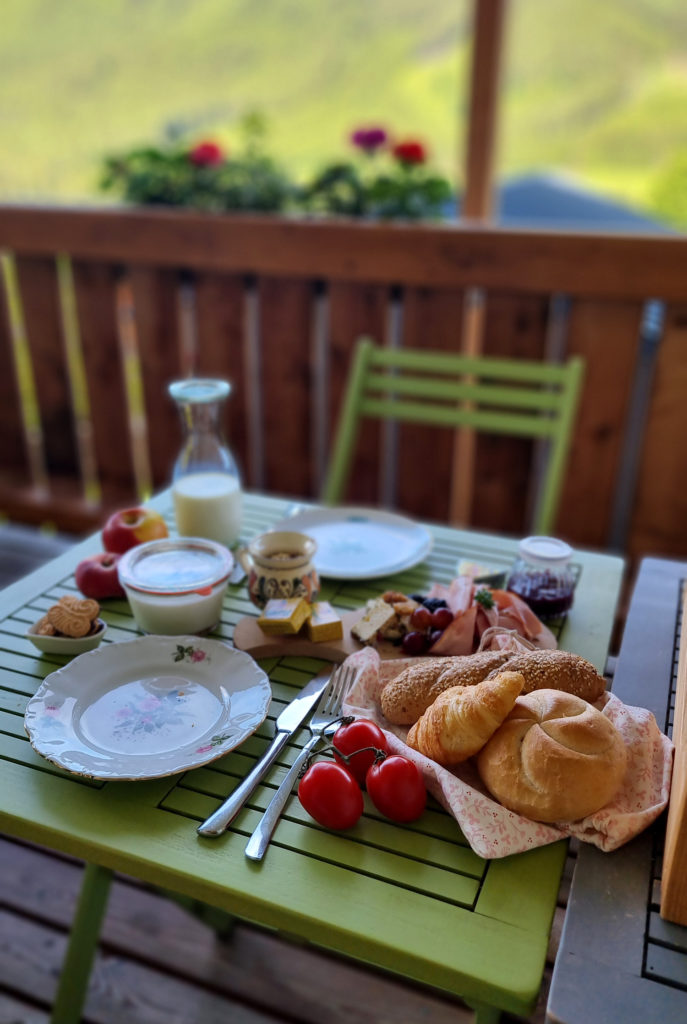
left=407, top=671, right=525, bottom=766
left=380, top=651, right=510, bottom=725
left=477, top=689, right=627, bottom=823
left=486, top=649, right=606, bottom=703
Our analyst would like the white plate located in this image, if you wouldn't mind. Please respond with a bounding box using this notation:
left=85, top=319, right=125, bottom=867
left=24, top=635, right=271, bottom=781
left=270, top=507, right=433, bottom=580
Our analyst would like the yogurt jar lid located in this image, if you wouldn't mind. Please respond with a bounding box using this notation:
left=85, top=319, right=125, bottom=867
left=517, top=536, right=573, bottom=565
left=118, top=538, right=234, bottom=595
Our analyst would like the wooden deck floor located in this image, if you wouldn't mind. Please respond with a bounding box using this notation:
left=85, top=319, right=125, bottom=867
left=0, top=834, right=571, bottom=1024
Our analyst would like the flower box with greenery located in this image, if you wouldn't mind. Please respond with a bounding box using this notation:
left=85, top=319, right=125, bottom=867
left=100, top=114, right=293, bottom=214
left=100, top=116, right=453, bottom=221
left=301, top=126, right=452, bottom=220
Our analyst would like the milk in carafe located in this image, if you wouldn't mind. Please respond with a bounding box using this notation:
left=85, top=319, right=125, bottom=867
left=172, top=472, right=242, bottom=547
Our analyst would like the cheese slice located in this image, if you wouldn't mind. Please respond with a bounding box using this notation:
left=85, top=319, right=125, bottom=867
left=351, top=597, right=396, bottom=645
left=257, top=597, right=310, bottom=635
left=305, top=601, right=343, bottom=642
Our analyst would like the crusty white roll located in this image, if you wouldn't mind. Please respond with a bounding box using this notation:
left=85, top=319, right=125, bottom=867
left=476, top=689, right=627, bottom=823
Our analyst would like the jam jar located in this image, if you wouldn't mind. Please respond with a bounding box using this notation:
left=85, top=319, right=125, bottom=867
left=506, top=536, right=575, bottom=619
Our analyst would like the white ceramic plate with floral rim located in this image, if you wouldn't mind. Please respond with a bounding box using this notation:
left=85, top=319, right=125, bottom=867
left=24, top=635, right=271, bottom=781
left=269, top=506, right=434, bottom=580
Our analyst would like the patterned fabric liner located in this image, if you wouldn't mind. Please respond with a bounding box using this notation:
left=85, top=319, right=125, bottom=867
left=343, top=646, right=674, bottom=860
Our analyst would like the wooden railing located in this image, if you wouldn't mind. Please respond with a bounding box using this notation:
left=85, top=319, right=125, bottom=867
left=1, top=204, right=687, bottom=562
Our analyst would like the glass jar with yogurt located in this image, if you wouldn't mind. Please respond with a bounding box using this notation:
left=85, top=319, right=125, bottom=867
left=169, top=378, right=242, bottom=548
left=118, top=537, right=234, bottom=635
left=506, top=536, right=575, bottom=619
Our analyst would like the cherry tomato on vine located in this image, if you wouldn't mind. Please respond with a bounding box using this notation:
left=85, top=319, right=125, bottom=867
left=366, top=754, right=427, bottom=823
left=298, top=761, right=364, bottom=830
left=332, top=718, right=390, bottom=786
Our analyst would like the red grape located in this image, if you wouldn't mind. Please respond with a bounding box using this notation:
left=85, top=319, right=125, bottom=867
left=428, top=629, right=444, bottom=646
left=410, top=606, right=432, bottom=630
left=402, top=630, right=429, bottom=655
left=430, top=608, right=453, bottom=631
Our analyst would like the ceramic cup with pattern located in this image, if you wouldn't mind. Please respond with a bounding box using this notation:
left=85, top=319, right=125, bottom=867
left=238, top=531, right=320, bottom=609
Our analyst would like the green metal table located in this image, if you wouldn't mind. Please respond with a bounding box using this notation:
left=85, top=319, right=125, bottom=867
left=0, top=492, right=624, bottom=1024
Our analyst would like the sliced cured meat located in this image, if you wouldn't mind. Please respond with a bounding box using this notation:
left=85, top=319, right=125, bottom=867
left=447, top=576, right=474, bottom=614
left=475, top=602, right=499, bottom=638
left=491, top=589, right=546, bottom=639
left=428, top=606, right=477, bottom=655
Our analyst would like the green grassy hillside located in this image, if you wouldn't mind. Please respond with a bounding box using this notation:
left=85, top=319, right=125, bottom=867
left=3, top=0, right=687, bottom=225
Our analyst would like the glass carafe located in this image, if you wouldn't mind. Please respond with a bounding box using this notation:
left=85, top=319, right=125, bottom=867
left=169, top=378, right=243, bottom=548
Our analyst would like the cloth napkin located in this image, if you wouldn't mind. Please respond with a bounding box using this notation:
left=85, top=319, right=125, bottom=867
left=342, top=647, right=674, bottom=860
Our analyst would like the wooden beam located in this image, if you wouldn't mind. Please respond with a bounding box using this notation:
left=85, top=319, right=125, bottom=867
left=661, top=582, right=687, bottom=925
left=450, top=289, right=483, bottom=524
left=462, top=0, right=508, bottom=220
left=451, top=1, right=508, bottom=523
left=0, top=207, right=684, bottom=298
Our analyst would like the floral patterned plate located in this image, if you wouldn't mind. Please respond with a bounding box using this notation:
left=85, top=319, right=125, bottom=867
left=24, top=635, right=271, bottom=781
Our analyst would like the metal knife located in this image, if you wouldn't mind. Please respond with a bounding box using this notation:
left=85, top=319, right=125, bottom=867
left=197, top=668, right=332, bottom=837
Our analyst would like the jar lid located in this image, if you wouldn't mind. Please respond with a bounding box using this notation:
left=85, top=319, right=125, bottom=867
left=168, top=379, right=231, bottom=404
left=517, top=536, right=573, bottom=565
left=118, top=538, right=234, bottom=595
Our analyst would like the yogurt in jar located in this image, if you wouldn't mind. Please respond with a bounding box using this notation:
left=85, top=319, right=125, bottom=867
left=118, top=538, right=234, bottom=635
left=172, top=472, right=242, bottom=548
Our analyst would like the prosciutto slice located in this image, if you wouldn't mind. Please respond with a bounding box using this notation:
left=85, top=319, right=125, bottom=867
left=427, top=577, right=473, bottom=615
left=491, top=589, right=549, bottom=637
left=427, top=577, right=556, bottom=655
left=427, top=605, right=477, bottom=655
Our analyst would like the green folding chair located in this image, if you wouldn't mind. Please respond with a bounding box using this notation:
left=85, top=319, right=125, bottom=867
left=322, top=337, right=585, bottom=535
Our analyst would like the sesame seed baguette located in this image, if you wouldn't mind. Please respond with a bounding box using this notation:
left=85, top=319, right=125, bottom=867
left=485, top=649, right=606, bottom=703
left=380, top=648, right=607, bottom=727
left=380, top=651, right=511, bottom=725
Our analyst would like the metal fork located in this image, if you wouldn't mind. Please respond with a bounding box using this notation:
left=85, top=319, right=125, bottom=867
left=244, top=663, right=356, bottom=861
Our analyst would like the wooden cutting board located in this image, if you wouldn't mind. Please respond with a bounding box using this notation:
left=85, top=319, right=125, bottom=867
left=660, top=584, right=687, bottom=925
left=232, top=609, right=406, bottom=662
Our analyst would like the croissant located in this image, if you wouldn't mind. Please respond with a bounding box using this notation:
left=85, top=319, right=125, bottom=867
left=406, top=671, right=525, bottom=766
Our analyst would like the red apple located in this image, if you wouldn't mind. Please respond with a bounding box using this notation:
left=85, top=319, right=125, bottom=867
left=75, top=552, right=126, bottom=599
left=101, top=506, right=168, bottom=554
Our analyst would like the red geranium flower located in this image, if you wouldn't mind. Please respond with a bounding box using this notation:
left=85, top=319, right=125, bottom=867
left=188, top=141, right=225, bottom=167
left=392, top=139, right=426, bottom=166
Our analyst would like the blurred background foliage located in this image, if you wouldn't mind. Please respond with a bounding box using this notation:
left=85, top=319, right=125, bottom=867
left=2, top=0, right=687, bottom=228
